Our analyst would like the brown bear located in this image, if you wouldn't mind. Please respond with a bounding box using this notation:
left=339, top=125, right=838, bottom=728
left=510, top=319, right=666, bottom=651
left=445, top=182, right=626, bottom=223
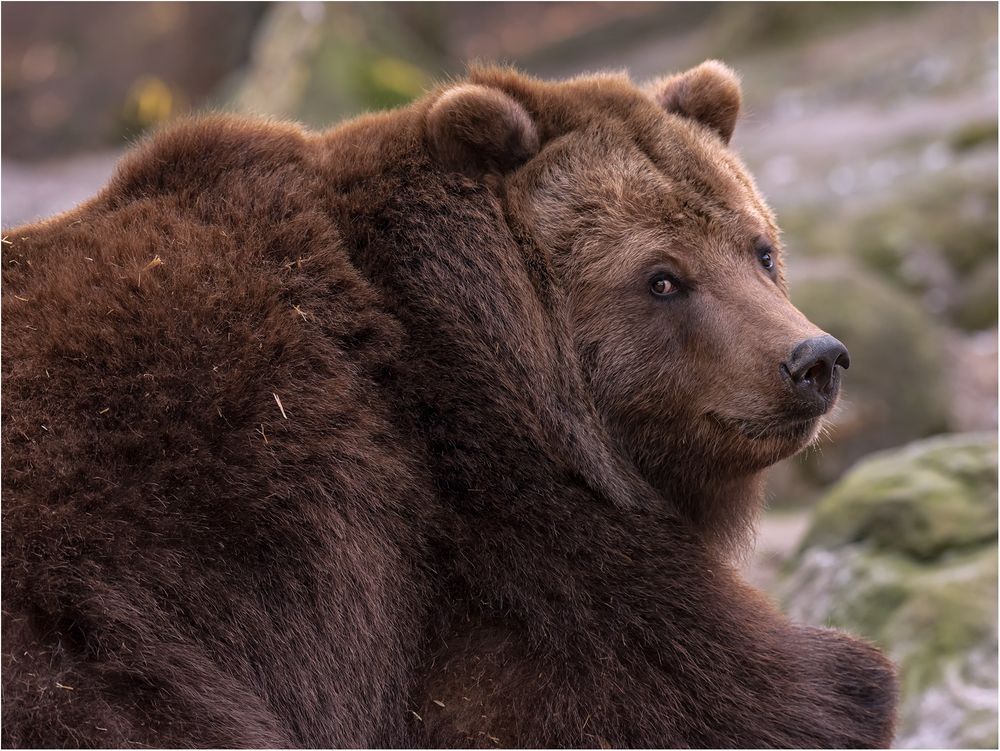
left=2, top=61, right=897, bottom=748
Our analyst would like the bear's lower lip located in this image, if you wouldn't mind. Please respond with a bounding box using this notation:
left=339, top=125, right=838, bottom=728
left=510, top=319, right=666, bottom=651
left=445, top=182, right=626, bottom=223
left=708, top=411, right=819, bottom=442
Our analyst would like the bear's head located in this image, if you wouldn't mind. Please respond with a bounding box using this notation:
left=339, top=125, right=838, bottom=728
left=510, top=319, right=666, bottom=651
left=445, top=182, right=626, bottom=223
left=425, top=62, right=849, bottom=547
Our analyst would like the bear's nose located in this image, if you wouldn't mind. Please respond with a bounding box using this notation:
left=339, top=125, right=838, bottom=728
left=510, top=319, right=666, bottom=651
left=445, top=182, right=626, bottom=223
left=783, top=335, right=850, bottom=402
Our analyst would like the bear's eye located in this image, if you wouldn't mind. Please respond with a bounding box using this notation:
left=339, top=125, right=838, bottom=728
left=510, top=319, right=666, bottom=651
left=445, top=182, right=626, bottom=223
left=649, top=274, right=679, bottom=297
left=758, top=248, right=775, bottom=271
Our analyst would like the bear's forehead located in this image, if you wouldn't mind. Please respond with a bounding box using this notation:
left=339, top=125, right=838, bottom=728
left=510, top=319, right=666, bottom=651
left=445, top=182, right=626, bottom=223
left=553, top=122, right=776, bottom=244
left=521, top=77, right=772, bottom=223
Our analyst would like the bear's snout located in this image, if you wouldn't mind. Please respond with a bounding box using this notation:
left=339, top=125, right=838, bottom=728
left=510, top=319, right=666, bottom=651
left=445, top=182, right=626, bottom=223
left=781, top=334, right=850, bottom=410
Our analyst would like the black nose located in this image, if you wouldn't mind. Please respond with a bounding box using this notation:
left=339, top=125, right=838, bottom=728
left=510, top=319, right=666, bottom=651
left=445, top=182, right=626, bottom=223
left=784, top=335, right=850, bottom=400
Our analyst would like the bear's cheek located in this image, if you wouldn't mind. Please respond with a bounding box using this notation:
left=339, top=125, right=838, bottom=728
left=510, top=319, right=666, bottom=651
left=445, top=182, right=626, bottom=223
left=651, top=324, right=826, bottom=463
left=673, top=288, right=815, bottom=418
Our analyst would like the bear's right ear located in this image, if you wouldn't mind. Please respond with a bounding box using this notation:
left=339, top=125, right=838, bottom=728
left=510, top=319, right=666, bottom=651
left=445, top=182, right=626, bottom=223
left=426, top=84, right=540, bottom=178
left=648, top=60, right=742, bottom=144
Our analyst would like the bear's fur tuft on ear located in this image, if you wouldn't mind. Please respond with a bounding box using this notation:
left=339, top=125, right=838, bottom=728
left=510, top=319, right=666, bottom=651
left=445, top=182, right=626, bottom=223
left=426, top=84, right=540, bottom=177
left=650, top=60, right=742, bottom=144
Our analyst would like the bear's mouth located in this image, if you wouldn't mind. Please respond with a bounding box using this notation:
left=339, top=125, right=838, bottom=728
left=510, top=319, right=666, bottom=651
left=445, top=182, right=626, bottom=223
left=708, top=411, right=820, bottom=443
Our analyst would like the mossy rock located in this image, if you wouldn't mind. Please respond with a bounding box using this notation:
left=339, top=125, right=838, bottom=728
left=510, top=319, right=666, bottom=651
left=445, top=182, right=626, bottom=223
left=779, top=172, right=998, bottom=332
left=952, top=256, right=999, bottom=332
left=950, top=120, right=999, bottom=154
left=782, top=260, right=949, bottom=487
left=782, top=434, right=998, bottom=748
left=800, top=433, right=997, bottom=558
left=785, top=543, right=997, bottom=748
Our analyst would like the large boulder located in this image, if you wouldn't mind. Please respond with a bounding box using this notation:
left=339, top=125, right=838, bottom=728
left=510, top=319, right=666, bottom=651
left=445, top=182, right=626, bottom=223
left=781, top=433, right=998, bottom=748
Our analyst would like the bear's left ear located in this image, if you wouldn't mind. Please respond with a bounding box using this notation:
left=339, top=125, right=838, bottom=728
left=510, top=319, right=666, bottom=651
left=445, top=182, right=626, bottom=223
left=648, top=60, right=742, bottom=144
left=426, top=84, right=540, bottom=178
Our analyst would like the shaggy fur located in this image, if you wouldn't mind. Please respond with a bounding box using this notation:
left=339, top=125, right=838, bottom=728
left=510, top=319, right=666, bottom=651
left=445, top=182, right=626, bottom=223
left=2, top=62, right=897, bottom=748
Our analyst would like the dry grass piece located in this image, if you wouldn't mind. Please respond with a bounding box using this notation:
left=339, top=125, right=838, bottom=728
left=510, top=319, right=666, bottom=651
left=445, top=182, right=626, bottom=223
left=273, top=392, right=288, bottom=419
left=142, top=255, right=163, bottom=272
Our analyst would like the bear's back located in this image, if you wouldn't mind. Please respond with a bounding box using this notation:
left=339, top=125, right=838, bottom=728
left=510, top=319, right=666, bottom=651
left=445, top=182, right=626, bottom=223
left=1, top=116, right=432, bottom=747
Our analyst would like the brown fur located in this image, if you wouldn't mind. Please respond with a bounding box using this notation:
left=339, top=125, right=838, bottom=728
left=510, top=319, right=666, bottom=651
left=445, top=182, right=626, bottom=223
left=2, top=63, right=897, bottom=748
left=652, top=59, right=743, bottom=144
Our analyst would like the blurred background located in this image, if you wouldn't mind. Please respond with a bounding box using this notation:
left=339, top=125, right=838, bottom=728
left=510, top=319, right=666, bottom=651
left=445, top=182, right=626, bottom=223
left=2, top=3, right=997, bottom=746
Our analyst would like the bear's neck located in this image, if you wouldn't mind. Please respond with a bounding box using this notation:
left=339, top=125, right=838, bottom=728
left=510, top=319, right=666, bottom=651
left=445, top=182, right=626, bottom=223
left=660, top=467, right=766, bottom=558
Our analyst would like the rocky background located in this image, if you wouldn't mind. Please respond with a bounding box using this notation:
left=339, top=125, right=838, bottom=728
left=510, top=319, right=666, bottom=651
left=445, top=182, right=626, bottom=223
left=3, top=3, right=996, bottom=747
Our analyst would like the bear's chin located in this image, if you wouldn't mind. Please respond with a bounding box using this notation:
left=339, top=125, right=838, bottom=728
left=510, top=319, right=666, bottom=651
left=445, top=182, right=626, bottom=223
left=707, top=411, right=825, bottom=471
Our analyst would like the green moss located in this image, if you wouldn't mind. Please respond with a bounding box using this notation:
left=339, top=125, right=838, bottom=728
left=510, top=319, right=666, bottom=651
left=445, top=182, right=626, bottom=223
left=917, top=433, right=1000, bottom=483
left=950, top=120, right=999, bottom=153
left=801, top=434, right=998, bottom=559
left=887, top=547, right=998, bottom=694
left=953, top=257, right=999, bottom=331
left=829, top=567, right=914, bottom=639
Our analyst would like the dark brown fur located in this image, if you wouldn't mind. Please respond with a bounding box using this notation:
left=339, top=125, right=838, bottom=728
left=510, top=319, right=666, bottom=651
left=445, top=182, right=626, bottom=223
left=2, top=63, right=897, bottom=748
